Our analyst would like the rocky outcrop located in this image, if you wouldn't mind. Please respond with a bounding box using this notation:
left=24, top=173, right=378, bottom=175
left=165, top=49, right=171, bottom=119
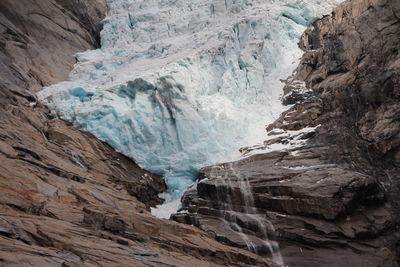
left=172, top=0, right=400, bottom=266
left=0, top=1, right=276, bottom=266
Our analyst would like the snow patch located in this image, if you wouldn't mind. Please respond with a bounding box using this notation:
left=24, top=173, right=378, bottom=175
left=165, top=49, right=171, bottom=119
left=243, top=125, right=321, bottom=156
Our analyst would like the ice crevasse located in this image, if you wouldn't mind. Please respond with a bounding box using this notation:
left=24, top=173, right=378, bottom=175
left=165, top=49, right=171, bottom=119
left=38, top=0, right=342, bottom=218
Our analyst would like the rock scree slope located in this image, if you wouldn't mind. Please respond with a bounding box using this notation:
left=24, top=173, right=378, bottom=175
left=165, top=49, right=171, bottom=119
left=0, top=0, right=277, bottom=266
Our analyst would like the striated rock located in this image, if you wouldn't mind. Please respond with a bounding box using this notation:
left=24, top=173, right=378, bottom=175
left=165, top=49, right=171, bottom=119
left=0, top=0, right=105, bottom=92
left=173, top=146, right=392, bottom=266
left=0, top=1, right=276, bottom=266
left=172, top=0, right=400, bottom=266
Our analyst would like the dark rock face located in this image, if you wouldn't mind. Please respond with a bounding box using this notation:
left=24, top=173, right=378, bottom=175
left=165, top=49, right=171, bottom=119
left=172, top=0, right=400, bottom=266
left=0, top=0, right=105, bottom=92
left=0, top=1, right=277, bottom=266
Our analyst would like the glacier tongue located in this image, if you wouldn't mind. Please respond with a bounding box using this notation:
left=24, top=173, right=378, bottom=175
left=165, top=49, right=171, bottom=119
left=37, top=0, right=342, bottom=218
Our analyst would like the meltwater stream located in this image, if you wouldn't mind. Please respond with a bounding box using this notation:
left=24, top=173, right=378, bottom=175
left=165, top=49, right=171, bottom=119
left=210, top=162, right=284, bottom=263
left=38, top=0, right=341, bottom=218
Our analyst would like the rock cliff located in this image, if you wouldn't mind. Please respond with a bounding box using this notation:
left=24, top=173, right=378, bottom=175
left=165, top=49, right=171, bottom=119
left=0, top=0, right=276, bottom=266
left=172, top=0, right=400, bottom=266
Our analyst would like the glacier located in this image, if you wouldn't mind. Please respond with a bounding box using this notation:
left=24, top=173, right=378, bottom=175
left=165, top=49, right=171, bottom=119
left=38, top=0, right=342, bottom=218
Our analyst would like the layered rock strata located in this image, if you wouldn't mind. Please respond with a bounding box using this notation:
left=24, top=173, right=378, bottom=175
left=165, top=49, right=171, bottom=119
left=0, top=1, right=276, bottom=266
left=172, top=0, right=400, bottom=266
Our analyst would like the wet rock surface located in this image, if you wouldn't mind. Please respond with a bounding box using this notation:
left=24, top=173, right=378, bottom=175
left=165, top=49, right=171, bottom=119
left=0, top=1, right=277, bottom=266
left=172, top=0, right=400, bottom=266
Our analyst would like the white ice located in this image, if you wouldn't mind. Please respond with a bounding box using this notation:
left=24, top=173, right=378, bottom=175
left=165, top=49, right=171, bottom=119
left=37, top=0, right=342, bottom=218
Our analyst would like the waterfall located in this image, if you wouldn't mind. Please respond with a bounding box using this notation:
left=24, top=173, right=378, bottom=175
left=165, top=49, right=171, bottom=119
left=213, top=162, right=284, bottom=264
